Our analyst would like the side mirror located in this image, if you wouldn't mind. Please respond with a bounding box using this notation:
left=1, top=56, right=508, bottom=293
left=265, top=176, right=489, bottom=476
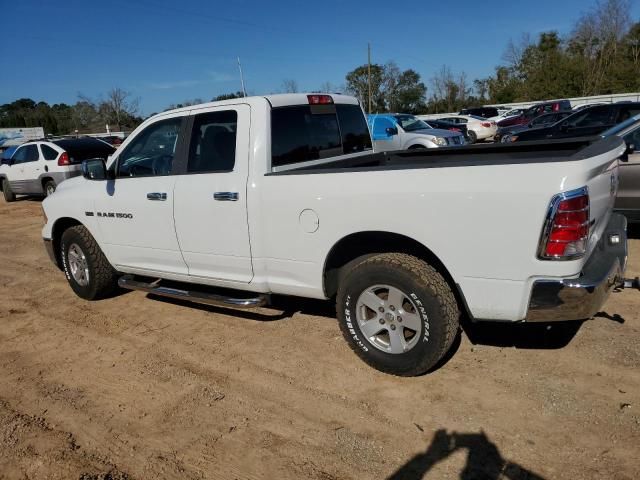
left=385, top=127, right=398, bottom=136
left=81, top=158, right=107, bottom=180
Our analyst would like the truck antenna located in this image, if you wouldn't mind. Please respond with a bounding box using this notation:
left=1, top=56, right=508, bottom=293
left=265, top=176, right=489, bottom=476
left=237, top=57, right=247, bottom=97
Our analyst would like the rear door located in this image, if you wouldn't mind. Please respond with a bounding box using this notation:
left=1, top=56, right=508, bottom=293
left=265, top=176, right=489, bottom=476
left=172, top=104, right=253, bottom=282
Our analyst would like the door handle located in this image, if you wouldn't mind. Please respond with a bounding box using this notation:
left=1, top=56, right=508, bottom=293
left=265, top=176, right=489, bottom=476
left=213, top=192, right=239, bottom=201
left=147, top=192, right=167, bottom=201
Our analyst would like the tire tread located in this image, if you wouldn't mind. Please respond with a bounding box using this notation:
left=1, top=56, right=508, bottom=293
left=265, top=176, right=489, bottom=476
left=336, top=253, right=459, bottom=376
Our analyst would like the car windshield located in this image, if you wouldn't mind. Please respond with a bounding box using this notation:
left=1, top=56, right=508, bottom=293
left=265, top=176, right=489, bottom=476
left=394, top=115, right=431, bottom=132
left=601, top=114, right=640, bottom=137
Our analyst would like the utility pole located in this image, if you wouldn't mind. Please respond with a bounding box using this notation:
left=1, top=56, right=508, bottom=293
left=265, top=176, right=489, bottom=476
left=367, top=43, right=372, bottom=114
left=237, top=57, right=247, bottom=97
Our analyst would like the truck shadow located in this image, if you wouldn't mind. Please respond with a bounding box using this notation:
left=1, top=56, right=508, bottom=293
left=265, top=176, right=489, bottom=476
left=460, top=319, right=584, bottom=350
left=627, top=223, right=640, bottom=239
left=387, top=428, right=545, bottom=480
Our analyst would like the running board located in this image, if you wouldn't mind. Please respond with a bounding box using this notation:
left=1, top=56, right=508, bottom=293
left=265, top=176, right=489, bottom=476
left=117, top=275, right=268, bottom=309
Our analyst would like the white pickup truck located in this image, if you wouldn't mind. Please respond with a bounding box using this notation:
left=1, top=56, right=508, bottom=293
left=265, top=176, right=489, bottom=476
left=41, top=93, right=629, bottom=376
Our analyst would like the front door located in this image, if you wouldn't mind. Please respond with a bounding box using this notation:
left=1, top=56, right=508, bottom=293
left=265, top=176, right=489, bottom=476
left=94, top=114, right=189, bottom=275
left=173, top=104, right=253, bottom=283
left=8, top=144, right=39, bottom=193
left=370, top=116, right=402, bottom=152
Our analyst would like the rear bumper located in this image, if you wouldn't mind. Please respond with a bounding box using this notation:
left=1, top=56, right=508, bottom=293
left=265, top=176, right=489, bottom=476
left=525, top=213, right=627, bottom=322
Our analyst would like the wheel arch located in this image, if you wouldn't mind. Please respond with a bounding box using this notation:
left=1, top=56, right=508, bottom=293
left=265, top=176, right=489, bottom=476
left=50, top=217, right=84, bottom=270
left=322, top=231, right=469, bottom=317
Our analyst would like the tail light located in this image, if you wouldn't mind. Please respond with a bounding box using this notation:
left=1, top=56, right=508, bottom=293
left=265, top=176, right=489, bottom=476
left=57, top=152, right=70, bottom=166
left=481, top=122, right=492, bottom=128
left=538, top=187, right=589, bottom=260
left=307, top=94, right=333, bottom=105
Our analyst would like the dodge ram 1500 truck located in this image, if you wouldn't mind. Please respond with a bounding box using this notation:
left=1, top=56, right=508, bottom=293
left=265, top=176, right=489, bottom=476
left=41, top=93, right=629, bottom=376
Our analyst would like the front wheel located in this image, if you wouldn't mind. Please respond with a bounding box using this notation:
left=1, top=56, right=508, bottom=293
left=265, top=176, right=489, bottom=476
left=2, top=179, right=16, bottom=202
left=336, top=253, right=460, bottom=376
left=60, top=225, right=119, bottom=300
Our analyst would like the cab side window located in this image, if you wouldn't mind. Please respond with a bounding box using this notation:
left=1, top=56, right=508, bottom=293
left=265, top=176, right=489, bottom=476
left=187, top=111, right=237, bottom=173
left=117, top=118, right=182, bottom=177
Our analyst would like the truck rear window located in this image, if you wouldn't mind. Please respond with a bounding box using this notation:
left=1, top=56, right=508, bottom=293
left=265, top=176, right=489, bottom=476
left=271, top=104, right=371, bottom=168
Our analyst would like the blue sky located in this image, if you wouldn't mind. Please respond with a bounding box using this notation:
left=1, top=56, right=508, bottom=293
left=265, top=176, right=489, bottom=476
left=1, top=0, right=639, bottom=115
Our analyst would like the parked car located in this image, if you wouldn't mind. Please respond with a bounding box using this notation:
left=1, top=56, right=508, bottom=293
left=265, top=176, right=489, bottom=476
left=0, top=138, right=115, bottom=201
left=459, top=107, right=499, bottom=118
left=423, top=119, right=469, bottom=139
left=41, top=93, right=629, bottom=376
left=497, top=111, right=572, bottom=143
left=367, top=114, right=465, bottom=152
left=507, top=103, right=640, bottom=143
left=497, top=100, right=572, bottom=128
left=599, top=114, right=640, bottom=222
left=97, top=135, right=124, bottom=147
left=1, top=146, right=17, bottom=165
left=435, top=114, right=497, bottom=143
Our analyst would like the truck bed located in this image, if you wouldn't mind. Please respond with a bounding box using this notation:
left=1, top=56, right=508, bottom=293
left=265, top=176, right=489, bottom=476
left=268, top=137, right=623, bottom=175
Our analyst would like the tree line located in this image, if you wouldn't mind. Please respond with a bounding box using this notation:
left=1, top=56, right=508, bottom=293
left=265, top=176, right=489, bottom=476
left=1, top=0, right=638, bottom=134
left=0, top=88, right=142, bottom=136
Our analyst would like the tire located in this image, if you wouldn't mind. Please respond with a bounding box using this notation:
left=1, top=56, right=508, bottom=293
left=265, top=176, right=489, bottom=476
left=336, top=253, right=459, bottom=376
left=60, top=225, right=119, bottom=300
left=2, top=179, right=16, bottom=202
left=467, top=130, right=477, bottom=144
left=44, top=180, right=56, bottom=197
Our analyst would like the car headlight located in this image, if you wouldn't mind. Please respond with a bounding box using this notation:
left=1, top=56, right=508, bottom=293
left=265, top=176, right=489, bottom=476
left=432, top=137, right=447, bottom=146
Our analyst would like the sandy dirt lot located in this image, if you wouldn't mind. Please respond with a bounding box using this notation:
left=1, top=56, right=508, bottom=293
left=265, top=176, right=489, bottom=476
left=0, top=199, right=639, bottom=480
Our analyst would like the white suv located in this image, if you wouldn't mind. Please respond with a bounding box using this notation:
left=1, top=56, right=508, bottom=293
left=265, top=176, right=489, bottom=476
left=0, top=138, right=115, bottom=202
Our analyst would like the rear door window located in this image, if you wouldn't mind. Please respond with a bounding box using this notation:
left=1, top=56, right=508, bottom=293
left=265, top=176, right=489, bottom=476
left=271, top=104, right=370, bottom=168
left=187, top=110, right=238, bottom=173
left=41, top=144, right=59, bottom=160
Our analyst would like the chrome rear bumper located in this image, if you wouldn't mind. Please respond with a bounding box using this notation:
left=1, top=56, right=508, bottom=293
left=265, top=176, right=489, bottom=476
left=525, top=213, right=627, bottom=322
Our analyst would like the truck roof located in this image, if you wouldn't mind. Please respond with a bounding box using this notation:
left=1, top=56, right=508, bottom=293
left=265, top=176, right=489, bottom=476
left=154, top=93, right=360, bottom=119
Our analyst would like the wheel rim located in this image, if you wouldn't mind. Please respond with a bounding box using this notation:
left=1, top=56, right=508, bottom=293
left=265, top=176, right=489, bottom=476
left=46, top=184, right=55, bottom=196
left=68, top=243, right=90, bottom=286
left=355, top=284, right=423, bottom=354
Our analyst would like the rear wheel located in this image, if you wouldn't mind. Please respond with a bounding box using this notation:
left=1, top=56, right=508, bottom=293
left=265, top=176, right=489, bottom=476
left=2, top=179, right=15, bottom=202
left=467, top=130, right=477, bottom=144
left=60, top=225, right=119, bottom=300
left=336, top=253, right=460, bottom=376
left=44, top=180, right=56, bottom=197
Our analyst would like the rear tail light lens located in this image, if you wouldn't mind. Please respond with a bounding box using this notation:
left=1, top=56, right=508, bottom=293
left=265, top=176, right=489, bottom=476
left=538, top=187, right=590, bottom=260
left=307, top=94, right=333, bottom=105
left=57, top=152, right=70, bottom=166
left=481, top=122, right=492, bottom=128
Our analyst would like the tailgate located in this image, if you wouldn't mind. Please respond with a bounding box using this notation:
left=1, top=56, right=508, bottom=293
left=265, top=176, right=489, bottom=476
left=576, top=137, right=627, bottom=259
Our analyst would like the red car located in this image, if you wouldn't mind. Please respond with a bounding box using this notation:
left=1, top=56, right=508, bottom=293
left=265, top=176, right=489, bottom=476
left=497, top=100, right=572, bottom=128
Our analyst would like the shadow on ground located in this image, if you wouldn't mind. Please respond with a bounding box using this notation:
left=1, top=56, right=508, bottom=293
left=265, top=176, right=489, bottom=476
left=387, top=429, right=545, bottom=480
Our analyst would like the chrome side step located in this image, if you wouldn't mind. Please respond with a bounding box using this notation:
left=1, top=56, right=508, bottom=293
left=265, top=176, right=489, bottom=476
left=118, top=275, right=268, bottom=309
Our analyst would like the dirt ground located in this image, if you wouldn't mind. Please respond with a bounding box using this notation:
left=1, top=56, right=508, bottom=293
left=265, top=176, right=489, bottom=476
left=0, top=199, right=638, bottom=480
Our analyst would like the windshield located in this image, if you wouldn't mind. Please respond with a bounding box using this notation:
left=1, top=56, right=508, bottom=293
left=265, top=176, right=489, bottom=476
left=394, top=115, right=432, bottom=132
left=601, top=114, right=640, bottom=137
